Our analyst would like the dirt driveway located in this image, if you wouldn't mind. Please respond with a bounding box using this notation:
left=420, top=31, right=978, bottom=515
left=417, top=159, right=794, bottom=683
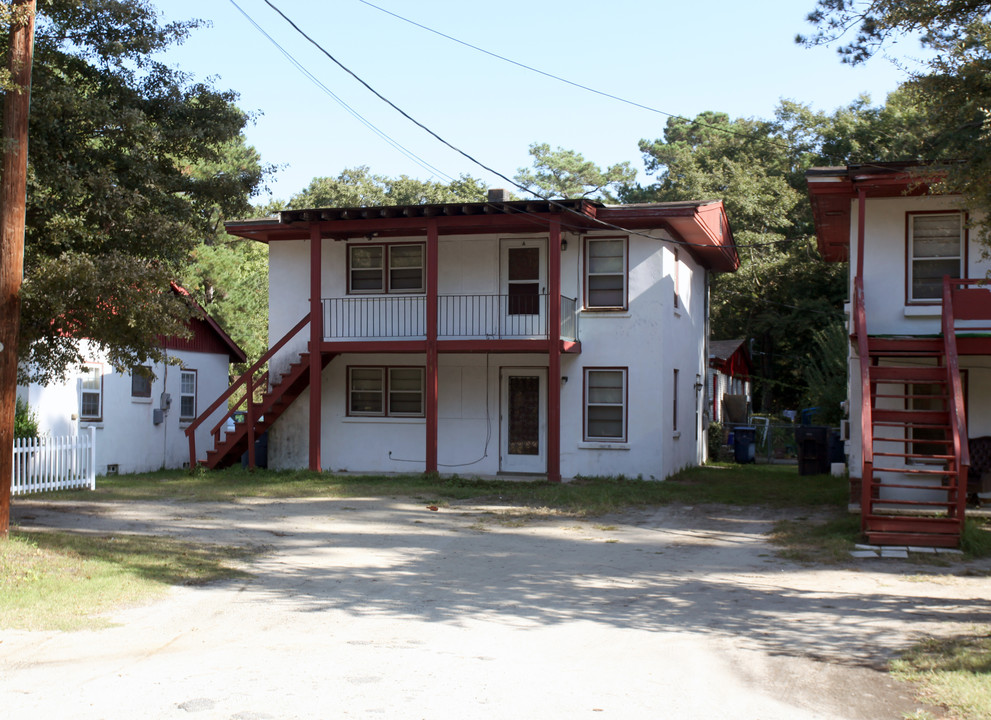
left=4, top=497, right=991, bottom=720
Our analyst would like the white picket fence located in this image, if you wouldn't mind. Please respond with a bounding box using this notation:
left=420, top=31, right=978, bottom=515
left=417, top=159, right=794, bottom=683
left=11, top=427, right=96, bottom=495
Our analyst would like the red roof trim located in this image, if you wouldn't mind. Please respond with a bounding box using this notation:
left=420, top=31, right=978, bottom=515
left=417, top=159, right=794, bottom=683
left=226, top=199, right=739, bottom=272
left=807, top=164, right=947, bottom=262
left=164, top=282, right=247, bottom=363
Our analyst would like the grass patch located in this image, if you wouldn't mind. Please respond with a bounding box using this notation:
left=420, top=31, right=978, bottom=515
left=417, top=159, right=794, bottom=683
left=34, top=462, right=847, bottom=515
left=892, top=628, right=991, bottom=720
left=770, top=512, right=862, bottom=563
left=962, top=518, right=991, bottom=558
left=0, top=530, right=257, bottom=631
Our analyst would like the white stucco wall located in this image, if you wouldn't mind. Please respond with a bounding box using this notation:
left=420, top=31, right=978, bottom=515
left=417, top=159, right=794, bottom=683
left=266, top=228, right=712, bottom=479
left=18, top=342, right=232, bottom=475
left=845, top=194, right=991, bottom=482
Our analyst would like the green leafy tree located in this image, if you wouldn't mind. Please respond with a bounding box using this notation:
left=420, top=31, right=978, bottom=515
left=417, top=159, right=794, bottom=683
left=5, top=0, right=264, bottom=382
left=288, top=167, right=488, bottom=208
left=514, top=142, right=636, bottom=201
left=800, top=1, right=991, bottom=239
left=629, top=97, right=928, bottom=413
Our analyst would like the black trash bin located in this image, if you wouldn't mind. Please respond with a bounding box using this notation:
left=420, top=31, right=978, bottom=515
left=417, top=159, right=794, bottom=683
left=795, top=426, right=830, bottom=475
left=734, top=426, right=756, bottom=464
left=241, top=432, right=268, bottom=469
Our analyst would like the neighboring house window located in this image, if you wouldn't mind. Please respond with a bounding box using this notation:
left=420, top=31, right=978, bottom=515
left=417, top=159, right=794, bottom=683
left=584, top=368, right=627, bottom=441
left=907, top=212, right=964, bottom=302
left=585, top=236, right=627, bottom=310
left=131, top=366, right=152, bottom=399
left=80, top=364, right=102, bottom=421
left=180, top=370, right=197, bottom=420
left=348, top=243, right=425, bottom=294
left=673, top=368, right=679, bottom=432
left=673, top=247, right=680, bottom=309
left=348, top=366, right=425, bottom=417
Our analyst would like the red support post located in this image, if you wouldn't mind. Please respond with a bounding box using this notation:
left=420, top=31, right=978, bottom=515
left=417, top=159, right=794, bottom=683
left=547, top=220, right=562, bottom=483
left=246, top=371, right=256, bottom=469
left=308, top=224, right=323, bottom=472
left=425, top=220, right=439, bottom=474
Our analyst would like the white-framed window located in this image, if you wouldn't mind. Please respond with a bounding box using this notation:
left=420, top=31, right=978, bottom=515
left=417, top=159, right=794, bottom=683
left=131, top=365, right=152, bottom=399
left=585, top=236, right=627, bottom=310
left=348, top=366, right=425, bottom=417
left=907, top=212, right=965, bottom=302
left=584, top=368, right=627, bottom=442
left=80, top=363, right=103, bottom=421
left=180, top=370, right=197, bottom=420
left=348, top=243, right=425, bottom=294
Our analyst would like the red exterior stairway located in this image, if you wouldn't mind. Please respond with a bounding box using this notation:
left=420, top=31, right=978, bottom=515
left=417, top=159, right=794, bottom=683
left=853, top=278, right=969, bottom=547
left=186, top=315, right=333, bottom=470
left=204, top=351, right=334, bottom=469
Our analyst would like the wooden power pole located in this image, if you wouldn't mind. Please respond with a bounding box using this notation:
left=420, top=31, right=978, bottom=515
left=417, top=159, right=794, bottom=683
left=0, top=0, right=37, bottom=539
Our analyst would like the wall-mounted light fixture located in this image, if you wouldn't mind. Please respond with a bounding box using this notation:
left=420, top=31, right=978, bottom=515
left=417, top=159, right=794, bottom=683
left=561, top=376, right=569, bottom=384
left=694, top=373, right=704, bottom=392
left=561, top=238, right=568, bottom=251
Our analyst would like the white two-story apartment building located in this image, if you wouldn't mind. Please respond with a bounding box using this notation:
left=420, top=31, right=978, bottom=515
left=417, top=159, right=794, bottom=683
left=808, top=163, right=991, bottom=547
left=189, top=193, right=738, bottom=481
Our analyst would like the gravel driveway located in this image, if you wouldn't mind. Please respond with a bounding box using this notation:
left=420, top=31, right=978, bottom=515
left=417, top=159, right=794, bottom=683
left=4, top=497, right=991, bottom=719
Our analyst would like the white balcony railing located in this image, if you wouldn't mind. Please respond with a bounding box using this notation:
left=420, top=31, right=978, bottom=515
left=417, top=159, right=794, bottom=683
left=322, top=294, right=578, bottom=342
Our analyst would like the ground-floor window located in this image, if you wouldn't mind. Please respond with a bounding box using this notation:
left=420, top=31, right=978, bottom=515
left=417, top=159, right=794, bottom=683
left=180, top=370, right=197, bottom=421
left=80, top=363, right=103, bottom=421
left=584, top=367, right=627, bottom=442
left=348, top=366, right=425, bottom=417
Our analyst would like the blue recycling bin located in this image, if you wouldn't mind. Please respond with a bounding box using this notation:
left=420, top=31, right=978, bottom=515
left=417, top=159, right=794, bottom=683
left=734, top=426, right=756, bottom=464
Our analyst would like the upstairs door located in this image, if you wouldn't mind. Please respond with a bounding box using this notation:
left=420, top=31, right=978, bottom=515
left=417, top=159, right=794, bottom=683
left=500, top=368, right=547, bottom=474
left=500, top=238, right=546, bottom=338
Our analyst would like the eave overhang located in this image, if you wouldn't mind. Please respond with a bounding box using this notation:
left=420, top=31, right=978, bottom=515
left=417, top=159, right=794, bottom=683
left=807, top=163, right=946, bottom=262
left=226, top=197, right=740, bottom=273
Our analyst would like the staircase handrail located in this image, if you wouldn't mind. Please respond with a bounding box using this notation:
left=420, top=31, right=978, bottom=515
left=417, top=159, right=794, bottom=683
left=854, top=276, right=873, bottom=469
left=185, top=314, right=310, bottom=467
left=942, top=276, right=970, bottom=517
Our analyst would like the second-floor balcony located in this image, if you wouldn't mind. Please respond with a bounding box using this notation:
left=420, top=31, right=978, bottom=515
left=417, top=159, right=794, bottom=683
left=322, top=294, right=578, bottom=343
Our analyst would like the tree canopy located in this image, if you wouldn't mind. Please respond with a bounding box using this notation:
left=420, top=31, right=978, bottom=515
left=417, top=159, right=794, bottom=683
left=5, top=0, right=264, bottom=382
left=513, top=142, right=636, bottom=202
left=625, top=94, right=929, bottom=416
left=287, top=166, right=488, bottom=209
left=801, top=1, right=991, bottom=240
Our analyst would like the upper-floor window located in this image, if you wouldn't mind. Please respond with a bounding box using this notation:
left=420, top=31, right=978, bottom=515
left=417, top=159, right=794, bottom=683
left=349, top=243, right=425, bottom=294
left=907, top=212, right=965, bottom=302
left=131, top=366, right=152, bottom=399
left=673, top=247, right=680, bottom=309
left=180, top=370, right=197, bottom=421
left=80, top=363, right=102, bottom=421
left=585, top=236, right=627, bottom=310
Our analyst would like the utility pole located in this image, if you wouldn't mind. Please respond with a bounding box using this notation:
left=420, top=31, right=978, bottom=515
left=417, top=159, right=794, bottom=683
left=0, top=0, right=37, bottom=539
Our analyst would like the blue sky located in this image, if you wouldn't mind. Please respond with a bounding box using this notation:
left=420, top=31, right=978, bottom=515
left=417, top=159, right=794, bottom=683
left=157, top=0, right=922, bottom=202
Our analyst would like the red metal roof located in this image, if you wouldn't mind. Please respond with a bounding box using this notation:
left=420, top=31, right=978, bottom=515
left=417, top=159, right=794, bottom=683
left=162, top=282, right=247, bottom=363
left=226, top=197, right=740, bottom=272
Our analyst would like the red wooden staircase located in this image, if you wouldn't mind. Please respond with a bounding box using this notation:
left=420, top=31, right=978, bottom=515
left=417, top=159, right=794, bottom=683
left=186, top=315, right=333, bottom=470
left=853, top=278, right=969, bottom=547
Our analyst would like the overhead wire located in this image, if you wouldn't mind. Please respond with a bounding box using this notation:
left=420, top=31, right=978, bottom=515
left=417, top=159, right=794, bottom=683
left=228, top=0, right=456, bottom=184
left=254, top=0, right=799, bottom=252
left=355, top=0, right=908, bottom=171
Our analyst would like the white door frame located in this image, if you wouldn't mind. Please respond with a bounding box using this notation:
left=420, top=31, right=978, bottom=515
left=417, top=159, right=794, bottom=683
left=499, top=367, right=547, bottom=474
left=499, top=237, right=547, bottom=338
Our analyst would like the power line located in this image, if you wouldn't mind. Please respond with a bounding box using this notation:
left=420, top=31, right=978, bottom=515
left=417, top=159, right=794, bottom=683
left=354, top=0, right=883, bottom=168
left=255, top=0, right=802, bottom=253
left=227, top=0, right=455, bottom=185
